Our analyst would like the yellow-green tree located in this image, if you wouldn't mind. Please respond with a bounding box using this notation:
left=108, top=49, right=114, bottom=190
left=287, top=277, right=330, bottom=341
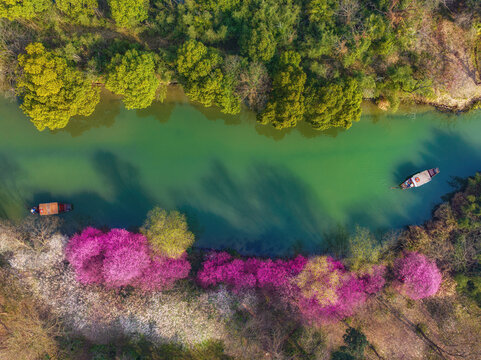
left=294, top=256, right=343, bottom=306
left=105, top=49, right=161, bottom=109
left=140, top=207, right=195, bottom=259
left=56, top=0, right=97, bottom=23
left=109, top=0, right=148, bottom=28
left=258, top=51, right=306, bottom=129
left=0, top=0, right=50, bottom=20
left=16, top=43, right=100, bottom=131
left=176, top=39, right=241, bottom=114
left=305, top=78, right=362, bottom=131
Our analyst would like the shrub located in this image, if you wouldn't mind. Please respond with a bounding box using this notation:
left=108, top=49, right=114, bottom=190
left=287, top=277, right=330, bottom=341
left=393, top=252, right=442, bottom=300
left=65, top=227, right=190, bottom=290
left=140, top=207, right=195, bottom=259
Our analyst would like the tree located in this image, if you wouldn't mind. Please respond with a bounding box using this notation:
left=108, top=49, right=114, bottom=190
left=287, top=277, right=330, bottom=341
left=56, top=0, right=98, bottom=23
left=140, top=207, right=195, bottom=259
left=0, top=0, right=49, bottom=20
left=240, top=0, right=300, bottom=62
left=331, top=327, right=368, bottom=360
left=305, top=78, right=362, bottom=131
left=294, top=256, right=343, bottom=306
left=65, top=227, right=190, bottom=290
left=16, top=42, right=100, bottom=131
left=105, top=49, right=160, bottom=109
left=393, top=252, right=442, bottom=299
left=108, top=0, right=148, bottom=28
left=176, top=39, right=241, bottom=114
left=258, top=51, right=306, bottom=129
left=237, top=61, right=271, bottom=111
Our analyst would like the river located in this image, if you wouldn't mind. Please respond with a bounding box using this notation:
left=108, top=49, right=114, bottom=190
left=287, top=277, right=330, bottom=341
left=1, top=88, right=480, bottom=255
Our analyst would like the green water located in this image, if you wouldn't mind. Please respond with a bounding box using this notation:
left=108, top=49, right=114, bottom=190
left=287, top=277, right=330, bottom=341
left=1, top=89, right=481, bottom=255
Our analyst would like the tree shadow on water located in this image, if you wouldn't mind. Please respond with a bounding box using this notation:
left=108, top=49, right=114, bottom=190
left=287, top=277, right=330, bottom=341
left=0, top=155, right=26, bottom=219
left=135, top=100, right=176, bottom=125
left=57, top=93, right=122, bottom=137
left=170, top=161, right=332, bottom=256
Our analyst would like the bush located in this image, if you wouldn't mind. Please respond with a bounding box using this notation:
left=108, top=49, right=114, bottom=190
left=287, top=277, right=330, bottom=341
left=393, top=252, right=442, bottom=300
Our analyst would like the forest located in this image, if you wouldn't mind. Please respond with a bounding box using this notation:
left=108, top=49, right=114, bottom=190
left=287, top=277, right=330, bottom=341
left=1, top=0, right=481, bottom=132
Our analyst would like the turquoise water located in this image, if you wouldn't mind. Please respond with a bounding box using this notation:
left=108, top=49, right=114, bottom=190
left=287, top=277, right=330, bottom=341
left=1, top=89, right=481, bottom=255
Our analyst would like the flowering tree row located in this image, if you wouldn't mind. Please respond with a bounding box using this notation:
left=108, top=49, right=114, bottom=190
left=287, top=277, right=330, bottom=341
left=65, top=227, right=442, bottom=323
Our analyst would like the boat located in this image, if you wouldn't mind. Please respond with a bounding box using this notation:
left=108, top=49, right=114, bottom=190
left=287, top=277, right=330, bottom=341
left=400, top=168, right=440, bottom=189
left=30, top=202, right=73, bottom=215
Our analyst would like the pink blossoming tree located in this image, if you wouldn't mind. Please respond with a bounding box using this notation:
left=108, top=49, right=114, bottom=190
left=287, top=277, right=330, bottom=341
left=393, top=252, right=442, bottom=300
left=65, top=227, right=190, bottom=290
left=197, top=252, right=307, bottom=292
left=197, top=252, right=386, bottom=323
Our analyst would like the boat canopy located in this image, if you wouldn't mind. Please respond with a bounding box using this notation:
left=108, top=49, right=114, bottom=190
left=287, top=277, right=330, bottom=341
left=410, top=170, right=432, bottom=187
left=39, top=202, right=59, bottom=215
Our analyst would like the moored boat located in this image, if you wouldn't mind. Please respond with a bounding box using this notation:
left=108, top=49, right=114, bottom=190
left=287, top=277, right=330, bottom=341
left=400, top=168, right=439, bottom=189
left=30, top=202, right=73, bottom=215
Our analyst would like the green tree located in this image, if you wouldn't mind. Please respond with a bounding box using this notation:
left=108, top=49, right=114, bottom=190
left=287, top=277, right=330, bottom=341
left=380, top=64, right=433, bottom=111
left=140, top=207, right=195, bottom=259
left=108, top=0, right=148, bottom=28
left=176, top=39, right=241, bottom=114
left=258, top=51, right=306, bottom=129
left=305, top=78, right=362, bottom=131
left=56, top=0, right=98, bottom=23
left=16, top=42, right=100, bottom=131
left=240, top=0, right=300, bottom=62
left=105, top=49, right=161, bottom=109
left=331, top=327, right=368, bottom=360
left=0, top=0, right=49, bottom=20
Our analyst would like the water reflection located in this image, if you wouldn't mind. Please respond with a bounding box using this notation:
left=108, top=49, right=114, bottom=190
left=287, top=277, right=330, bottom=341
left=59, top=91, right=122, bottom=137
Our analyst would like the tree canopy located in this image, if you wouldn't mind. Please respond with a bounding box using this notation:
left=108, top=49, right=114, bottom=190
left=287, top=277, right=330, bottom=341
left=0, top=0, right=49, bottom=20
left=16, top=42, right=100, bottom=131
left=258, top=51, right=306, bottom=129
left=176, top=39, right=241, bottom=114
left=56, top=0, right=98, bottom=23
left=140, top=207, right=195, bottom=259
left=305, top=79, right=362, bottom=131
left=105, top=49, right=160, bottom=110
left=108, top=0, right=148, bottom=28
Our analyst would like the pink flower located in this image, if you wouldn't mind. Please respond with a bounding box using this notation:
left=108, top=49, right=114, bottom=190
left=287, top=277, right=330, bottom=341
left=65, top=227, right=189, bottom=291
left=393, top=252, right=442, bottom=300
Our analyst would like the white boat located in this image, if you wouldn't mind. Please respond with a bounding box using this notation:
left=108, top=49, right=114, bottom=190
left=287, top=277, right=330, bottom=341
left=400, top=168, right=440, bottom=189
